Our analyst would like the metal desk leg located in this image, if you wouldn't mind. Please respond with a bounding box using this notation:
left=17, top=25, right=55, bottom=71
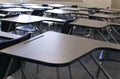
left=68, top=65, right=73, bottom=79
left=4, top=58, right=27, bottom=79
left=111, top=26, right=120, bottom=36
left=4, top=58, right=14, bottom=79
left=96, top=29, right=109, bottom=42
left=78, top=60, right=96, bottom=79
left=105, top=27, right=119, bottom=44
left=89, top=54, right=112, bottom=79
left=56, top=67, right=60, bottom=79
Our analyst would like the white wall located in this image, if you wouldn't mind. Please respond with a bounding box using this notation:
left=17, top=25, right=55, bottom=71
left=0, top=0, right=111, bottom=8
left=25, top=0, right=111, bottom=8
left=111, top=0, right=120, bottom=9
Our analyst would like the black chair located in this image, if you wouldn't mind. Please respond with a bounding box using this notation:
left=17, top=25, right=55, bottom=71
left=31, top=9, right=45, bottom=16
left=16, top=10, right=42, bottom=34
left=71, top=5, right=78, bottom=8
left=1, top=13, right=19, bottom=32
left=97, top=49, right=120, bottom=78
left=88, top=8, right=100, bottom=14
left=61, top=19, right=75, bottom=34
left=42, top=4, right=49, bottom=7
left=0, top=32, right=31, bottom=79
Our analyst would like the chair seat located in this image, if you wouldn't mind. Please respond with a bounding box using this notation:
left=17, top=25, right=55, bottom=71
left=16, top=25, right=37, bottom=32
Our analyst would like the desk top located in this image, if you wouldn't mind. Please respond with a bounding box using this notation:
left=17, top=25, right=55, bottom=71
left=89, top=13, right=120, bottom=19
left=1, top=31, right=120, bottom=66
left=61, top=7, right=80, bottom=12
left=45, top=9, right=78, bottom=15
left=99, top=9, right=120, bottom=14
left=70, top=18, right=110, bottom=28
left=0, top=14, right=65, bottom=24
left=49, top=4, right=65, bottom=8
left=0, top=31, right=21, bottom=39
left=0, top=8, right=33, bottom=12
left=23, top=5, right=53, bottom=10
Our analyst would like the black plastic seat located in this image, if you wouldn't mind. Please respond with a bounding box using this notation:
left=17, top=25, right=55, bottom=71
left=71, top=5, right=78, bottom=8
left=61, top=19, right=75, bottom=34
left=99, top=49, right=120, bottom=62
left=96, top=49, right=120, bottom=78
left=0, top=33, right=31, bottom=79
left=31, top=9, right=45, bottom=16
left=1, top=13, right=19, bottom=32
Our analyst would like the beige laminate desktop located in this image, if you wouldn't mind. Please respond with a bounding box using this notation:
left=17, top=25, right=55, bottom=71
left=1, top=31, right=120, bottom=66
left=0, top=31, right=21, bottom=39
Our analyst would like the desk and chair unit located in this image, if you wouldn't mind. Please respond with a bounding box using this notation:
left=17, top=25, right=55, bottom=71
left=1, top=31, right=120, bottom=79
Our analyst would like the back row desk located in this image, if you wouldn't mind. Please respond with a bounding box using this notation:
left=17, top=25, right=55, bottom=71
left=1, top=31, right=120, bottom=79
left=22, top=5, right=53, bottom=10
left=0, top=8, right=33, bottom=14
left=0, top=31, right=20, bottom=39
left=45, top=9, right=120, bottom=22
left=78, top=11, right=120, bottom=22
left=0, top=14, right=65, bottom=32
left=70, top=18, right=120, bottom=42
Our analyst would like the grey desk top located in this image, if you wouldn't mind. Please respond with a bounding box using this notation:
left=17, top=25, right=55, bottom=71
left=89, top=13, right=120, bottom=19
left=1, top=31, right=120, bottom=66
left=49, top=4, right=65, bottom=8
left=23, top=5, right=53, bottom=10
left=99, top=9, right=120, bottom=14
left=61, top=7, right=80, bottom=12
left=0, top=14, right=65, bottom=24
left=0, top=31, right=21, bottom=39
left=45, top=9, right=78, bottom=15
left=0, top=8, right=33, bottom=12
left=70, top=18, right=110, bottom=28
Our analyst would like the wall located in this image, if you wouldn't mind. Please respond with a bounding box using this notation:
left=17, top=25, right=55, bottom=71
left=111, top=0, right=120, bottom=9
left=26, top=0, right=111, bottom=8
left=0, top=0, right=111, bottom=9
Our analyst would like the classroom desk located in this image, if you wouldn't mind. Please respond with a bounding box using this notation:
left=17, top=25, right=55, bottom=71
left=89, top=13, right=120, bottom=22
left=61, top=7, right=80, bottom=12
left=69, top=18, right=118, bottom=42
left=1, top=31, right=120, bottom=79
left=70, top=18, right=110, bottom=28
left=45, top=9, right=79, bottom=19
left=1, top=31, right=120, bottom=66
left=0, top=14, right=65, bottom=32
left=22, top=5, right=53, bottom=10
left=99, top=9, right=120, bottom=15
left=0, top=31, right=21, bottom=39
left=0, top=3, right=20, bottom=8
left=49, top=4, right=65, bottom=8
left=0, top=8, right=33, bottom=14
left=45, top=9, right=78, bottom=15
left=0, top=14, right=65, bottom=24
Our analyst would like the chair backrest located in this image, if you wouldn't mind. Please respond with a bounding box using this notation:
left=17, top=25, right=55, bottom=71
left=42, top=4, right=49, bottom=7
left=61, top=19, right=75, bottom=34
left=71, top=5, right=78, bottom=8
left=1, top=13, right=19, bottom=32
left=99, top=49, right=120, bottom=62
left=31, top=9, right=44, bottom=16
left=4, top=13, right=19, bottom=18
left=88, top=8, right=100, bottom=14
left=0, top=32, right=31, bottom=78
left=0, top=32, right=31, bottom=50
left=1, top=21, right=16, bottom=32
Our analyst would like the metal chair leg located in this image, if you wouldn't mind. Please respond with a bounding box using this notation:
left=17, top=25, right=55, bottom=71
left=36, top=64, right=39, bottom=74
left=68, top=65, right=73, bottom=79
left=56, top=67, right=60, bottom=79
left=89, top=54, right=112, bottom=79
left=78, top=60, right=96, bottom=79
left=4, top=58, right=14, bottom=79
